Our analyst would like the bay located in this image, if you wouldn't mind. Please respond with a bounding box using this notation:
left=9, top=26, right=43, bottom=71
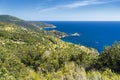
left=44, top=21, right=120, bottom=53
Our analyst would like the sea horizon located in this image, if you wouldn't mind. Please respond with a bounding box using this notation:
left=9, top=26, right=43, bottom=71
left=30, top=21, right=120, bottom=22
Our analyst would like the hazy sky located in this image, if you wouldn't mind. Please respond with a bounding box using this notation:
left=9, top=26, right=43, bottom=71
left=0, top=0, right=120, bottom=21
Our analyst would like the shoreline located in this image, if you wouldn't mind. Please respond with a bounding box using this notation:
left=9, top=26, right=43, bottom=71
left=42, top=24, right=80, bottom=38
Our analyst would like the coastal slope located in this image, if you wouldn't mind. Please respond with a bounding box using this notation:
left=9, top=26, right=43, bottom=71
left=0, top=22, right=98, bottom=79
left=0, top=15, right=54, bottom=30
left=0, top=15, right=120, bottom=80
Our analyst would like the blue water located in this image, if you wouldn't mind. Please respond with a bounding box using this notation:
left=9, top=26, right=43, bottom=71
left=44, top=21, right=120, bottom=53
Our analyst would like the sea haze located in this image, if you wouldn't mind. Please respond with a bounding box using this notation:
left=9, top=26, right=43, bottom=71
left=44, top=21, right=120, bottom=53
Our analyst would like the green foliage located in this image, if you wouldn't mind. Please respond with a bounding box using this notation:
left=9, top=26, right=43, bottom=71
left=93, top=42, right=120, bottom=72
left=0, top=22, right=120, bottom=80
left=0, top=46, right=28, bottom=80
left=0, top=67, right=16, bottom=80
left=28, top=62, right=120, bottom=80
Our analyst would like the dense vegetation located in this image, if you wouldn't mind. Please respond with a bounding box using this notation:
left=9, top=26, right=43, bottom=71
left=0, top=21, right=120, bottom=80
left=92, top=42, right=120, bottom=73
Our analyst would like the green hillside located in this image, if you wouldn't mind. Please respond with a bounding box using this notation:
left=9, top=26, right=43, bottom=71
left=0, top=15, right=53, bottom=30
left=0, top=19, right=120, bottom=80
left=0, top=22, right=97, bottom=79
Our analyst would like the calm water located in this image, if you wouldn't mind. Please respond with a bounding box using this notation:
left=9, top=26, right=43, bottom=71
left=44, top=21, right=120, bottom=53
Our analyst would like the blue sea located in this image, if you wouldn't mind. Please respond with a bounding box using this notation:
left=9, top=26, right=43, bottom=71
left=44, top=21, right=120, bottom=53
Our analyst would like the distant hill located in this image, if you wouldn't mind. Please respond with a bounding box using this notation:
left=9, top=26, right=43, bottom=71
left=29, top=21, right=55, bottom=28
left=0, top=15, right=54, bottom=30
